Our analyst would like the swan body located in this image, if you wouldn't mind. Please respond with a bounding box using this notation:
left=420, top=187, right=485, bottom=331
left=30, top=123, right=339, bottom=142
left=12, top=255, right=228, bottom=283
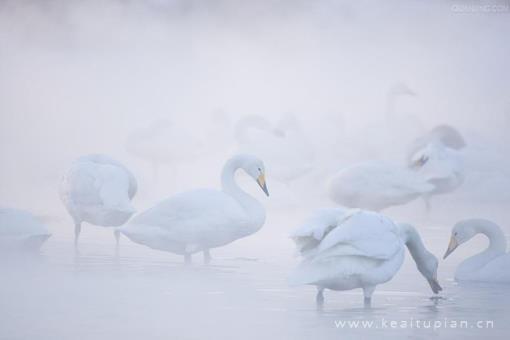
left=60, top=154, right=137, bottom=246
left=444, top=219, right=510, bottom=283
left=118, top=154, right=268, bottom=263
left=235, top=114, right=315, bottom=184
left=289, top=208, right=441, bottom=306
left=329, top=161, right=434, bottom=211
left=0, top=208, right=51, bottom=251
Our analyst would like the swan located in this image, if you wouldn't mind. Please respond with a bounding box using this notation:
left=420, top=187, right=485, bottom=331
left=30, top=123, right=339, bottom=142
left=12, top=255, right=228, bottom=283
left=0, top=208, right=51, bottom=251
left=59, top=154, right=137, bottom=247
left=117, top=154, right=269, bottom=264
left=443, top=219, right=510, bottom=283
left=289, top=208, right=441, bottom=307
left=328, top=161, right=434, bottom=211
left=408, top=141, right=464, bottom=210
left=407, top=125, right=466, bottom=160
left=125, top=119, right=203, bottom=183
left=234, top=114, right=315, bottom=185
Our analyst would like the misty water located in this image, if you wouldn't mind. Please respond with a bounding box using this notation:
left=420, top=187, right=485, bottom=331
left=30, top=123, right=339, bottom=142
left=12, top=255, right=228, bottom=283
left=1, top=0, right=510, bottom=339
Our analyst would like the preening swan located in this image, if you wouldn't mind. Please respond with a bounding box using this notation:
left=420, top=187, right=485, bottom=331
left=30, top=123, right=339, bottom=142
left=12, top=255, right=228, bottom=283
left=443, top=219, right=510, bottom=283
left=118, top=154, right=269, bottom=264
left=0, top=208, right=51, bottom=251
left=408, top=141, right=464, bottom=210
left=289, top=208, right=441, bottom=307
left=59, top=154, right=137, bottom=247
left=408, top=125, right=466, bottom=160
left=329, top=161, right=434, bottom=211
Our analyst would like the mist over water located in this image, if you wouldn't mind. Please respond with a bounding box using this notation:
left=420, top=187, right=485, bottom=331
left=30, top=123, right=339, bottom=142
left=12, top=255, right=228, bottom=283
left=1, top=1, right=510, bottom=339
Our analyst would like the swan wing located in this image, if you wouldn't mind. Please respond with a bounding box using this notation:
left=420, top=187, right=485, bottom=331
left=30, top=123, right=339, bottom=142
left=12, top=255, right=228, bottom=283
left=290, top=207, right=356, bottom=255
left=317, top=210, right=402, bottom=260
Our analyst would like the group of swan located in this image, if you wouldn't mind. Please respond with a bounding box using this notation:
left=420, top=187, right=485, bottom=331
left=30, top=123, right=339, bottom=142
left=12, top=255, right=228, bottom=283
left=2, top=151, right=509, bottom=309
left=289, top=208, right=441, bottom=307
left=328, top=124, right=466, bottom=211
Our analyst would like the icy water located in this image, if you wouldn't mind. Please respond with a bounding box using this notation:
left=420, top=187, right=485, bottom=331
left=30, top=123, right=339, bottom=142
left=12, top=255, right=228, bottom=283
left=1, top=209, right=509, bottom=340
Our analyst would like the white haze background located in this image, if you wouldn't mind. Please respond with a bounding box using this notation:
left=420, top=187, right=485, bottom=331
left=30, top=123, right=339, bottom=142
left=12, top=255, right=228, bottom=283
left=1, top=0, right=510, bottom=339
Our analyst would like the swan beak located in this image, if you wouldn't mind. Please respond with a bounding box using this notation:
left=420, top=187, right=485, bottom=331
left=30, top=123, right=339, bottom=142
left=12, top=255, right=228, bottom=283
left=257, top=174, right=269, bottom=196
left=443, top=236, right=459, bottom=259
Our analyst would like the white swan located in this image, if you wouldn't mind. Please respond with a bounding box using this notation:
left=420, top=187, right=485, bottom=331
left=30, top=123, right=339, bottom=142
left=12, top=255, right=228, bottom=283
left=443, top=219, right=510, bottom=283
left=59, top=154, right=137, bottom=247
left=289, top=208, right=441, bottom=307
left=0, top=208, right=51, bottom=251
left=408, top=141, right=464, bottom=210
left=408, top=125, right=466, bottom=159
left=328, top=161, right=434, bottom=211
left=235, top=114, right=315, bottom=185
left=117, top=154, right=269, bottom=264
left=125, top=119, right=203, bottom=182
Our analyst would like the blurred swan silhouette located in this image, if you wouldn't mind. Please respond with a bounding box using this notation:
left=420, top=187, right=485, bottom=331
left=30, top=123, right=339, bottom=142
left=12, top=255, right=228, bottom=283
left=60, top=154, right=137, bottom=248
left=444, top=219, right=510, bottom=283
left=353, top=82, right=423, bottom=159
left=408, top=125, right=466, bottom=210
left=329, top=161, right=434, bottom=211
left=125, top=119, right=203, bottom=183
left=117, top=154, right=269, bottom=264
left=234, top=114, right=315, bottom=186
left=289, top=208, right=441, bottom=307
left=0, top=208, right=51, bottom=251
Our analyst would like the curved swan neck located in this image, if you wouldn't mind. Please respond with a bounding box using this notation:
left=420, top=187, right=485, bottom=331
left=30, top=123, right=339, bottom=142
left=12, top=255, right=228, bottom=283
left=399, top=223, right=430, bottom=265
left=221, top=157, right=246, bottom=198
left=220, top=156, right=265, bottom=228
left=466, top=219, right=506, bottom=254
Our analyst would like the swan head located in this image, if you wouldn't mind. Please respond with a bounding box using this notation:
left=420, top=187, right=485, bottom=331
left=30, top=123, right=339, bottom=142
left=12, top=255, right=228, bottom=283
left=443, top=221, right=477, bottom=259
left=417, top=251, right=442, bottom=294
left=238, top=154, right=269, bottom=196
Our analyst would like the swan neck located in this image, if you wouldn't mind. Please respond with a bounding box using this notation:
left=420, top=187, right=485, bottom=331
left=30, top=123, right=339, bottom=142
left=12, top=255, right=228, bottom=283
left=399, top=224, right=430, bottom=267
left=220, top=157, right=265, bottom=229
left=471, top=219, right=507, bottom=254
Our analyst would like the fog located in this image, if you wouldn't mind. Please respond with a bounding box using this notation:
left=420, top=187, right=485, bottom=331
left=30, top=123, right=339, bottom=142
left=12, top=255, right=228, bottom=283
left=1, top=0, right=510, bottom=339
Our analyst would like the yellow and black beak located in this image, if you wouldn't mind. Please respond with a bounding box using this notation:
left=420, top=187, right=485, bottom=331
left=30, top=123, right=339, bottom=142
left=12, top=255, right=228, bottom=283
left=443, top=235, right=459, bottom=259
left=257, top=174, right=269, bottom=196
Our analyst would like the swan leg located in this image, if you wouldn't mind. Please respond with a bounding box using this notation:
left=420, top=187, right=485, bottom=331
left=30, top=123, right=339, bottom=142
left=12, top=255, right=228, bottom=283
left=316, top=287, right=325, bottom=308
left=363, top=286, right=375, bottom=308
left=203, top=249, right=211, bottom=264
left=423, top=196, right=431, bottom=212
left=184, top=253, right=192, bottom=264
left=74, top=222, right=81, bottom=249
left=114, top=230, right=120, bottom=258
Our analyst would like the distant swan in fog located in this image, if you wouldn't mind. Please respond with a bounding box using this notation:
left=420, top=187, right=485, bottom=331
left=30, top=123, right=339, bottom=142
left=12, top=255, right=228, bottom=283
left=235, top=114, right=315, bottom=185
left=408, top=125, right=466, bottom=158
left=289, top=208, right=441, bottom=307
left=408, top=140, right=464, bottom=210
left=125, top=119, right=203, bottom=182
left=0, top=208, right=51, bottom=251
left=329, top=161, right=434, bottom=211
left=60, top=155, right=137, bottom=248
left=118, top=154, right=269, bottom=264
left=444, top=219, right=510, bottom=283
